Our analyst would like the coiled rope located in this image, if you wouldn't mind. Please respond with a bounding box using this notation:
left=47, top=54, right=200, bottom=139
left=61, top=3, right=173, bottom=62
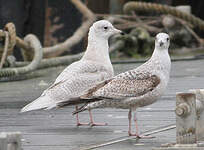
left=0, top=34, right=43, bottom=77
left=123, top=1, right=204, bottom=31
left=1, top=1, right=204, bottom=80
left=0, top=31, right=9, bottom=68
left=0, top=23, right=16, bottom=68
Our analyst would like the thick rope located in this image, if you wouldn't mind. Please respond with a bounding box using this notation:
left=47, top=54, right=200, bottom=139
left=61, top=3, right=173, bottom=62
left=14, top=52, right=83, bottom=69
left=0, top=39, right=125, bottom=81
left=4, top=23, right=16, bottom=53
left=0, top=34, right=43, bottom=77
left=0, top=23, right=16, bottom=68
left=43, top=0, right=96, bottom=57
left=8, top=39, right=124, bottom=69
left=0, top=31, right=9, bottom=68
left=1, top=1, right=204, bottom=80
left=123, top=1, right=204, bottom=31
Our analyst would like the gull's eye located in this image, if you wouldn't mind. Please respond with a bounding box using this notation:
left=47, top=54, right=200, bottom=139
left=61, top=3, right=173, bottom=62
left=167, top=38, right=169, bottom=41
left=104, top=26, right=108, bottom=30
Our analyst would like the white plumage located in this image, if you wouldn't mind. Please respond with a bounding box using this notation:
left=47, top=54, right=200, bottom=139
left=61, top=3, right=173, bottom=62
left=21, top=20, right=121, bottom=121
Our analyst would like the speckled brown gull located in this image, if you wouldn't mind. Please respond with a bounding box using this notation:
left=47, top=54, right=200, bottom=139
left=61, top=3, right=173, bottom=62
left=21, top=20, right=122, bottom=126
left=69, top=33, right=171, bottom=137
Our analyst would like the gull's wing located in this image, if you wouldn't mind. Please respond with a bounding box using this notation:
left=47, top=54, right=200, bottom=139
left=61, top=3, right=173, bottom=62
left=57, top=71, right=160, bottom=107
left=54, top=60, right=102, bottom=84
left=42, top=60, right=112, bottom=96
left=57, top=78, right=112, bottom=107
left=87, top=73, right=160, bottom=100
left=21, top=60, right=113, bottom=112
left=42, top=70, right=112, bottom=102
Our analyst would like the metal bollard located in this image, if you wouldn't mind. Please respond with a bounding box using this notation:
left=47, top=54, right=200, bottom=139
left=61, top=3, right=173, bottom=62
left=0, top=132, right=22, bottom=150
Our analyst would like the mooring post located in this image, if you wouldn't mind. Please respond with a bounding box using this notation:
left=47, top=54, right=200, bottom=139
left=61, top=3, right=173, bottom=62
left=153, top=92, right=204, bottom=150
left=175, top=92, right=197, bottom=144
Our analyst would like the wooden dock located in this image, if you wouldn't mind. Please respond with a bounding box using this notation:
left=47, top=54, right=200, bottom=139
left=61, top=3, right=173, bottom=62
left=1, top=59, right=204, bottom=150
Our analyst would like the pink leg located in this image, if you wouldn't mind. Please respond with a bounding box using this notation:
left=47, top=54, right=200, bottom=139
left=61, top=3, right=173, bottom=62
left=88, top=109, right=108, bottom=127
left=75, top=106, right=89, bottom=126
left=133, top=111, right=141, bottom=137
left=128, top=109, right=133, bottom=136
left=132, top=111, right=155, bottom=139
left=128, top=110, right=154, bottom=138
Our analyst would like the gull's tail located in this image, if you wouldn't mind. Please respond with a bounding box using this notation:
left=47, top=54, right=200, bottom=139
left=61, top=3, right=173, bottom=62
left=21, top=96, right=56, bottom=113
left=57, top=97, right=87, bottom=107
left=57, top=97, right=102, bottom=108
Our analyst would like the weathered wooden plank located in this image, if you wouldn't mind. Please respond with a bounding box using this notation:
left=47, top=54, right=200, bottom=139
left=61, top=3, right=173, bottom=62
left=0, top=59, right=204, bottom=150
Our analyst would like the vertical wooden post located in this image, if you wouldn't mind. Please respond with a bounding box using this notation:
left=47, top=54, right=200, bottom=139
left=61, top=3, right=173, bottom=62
left=153, top=91, right=204, bottom=150
left=175, top=93, right=197, bottom=144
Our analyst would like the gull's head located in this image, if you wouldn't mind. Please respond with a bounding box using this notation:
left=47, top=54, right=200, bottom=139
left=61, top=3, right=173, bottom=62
left=155, top=33, right=170, bottom=50
left=89, top=20, right=122, bottom=40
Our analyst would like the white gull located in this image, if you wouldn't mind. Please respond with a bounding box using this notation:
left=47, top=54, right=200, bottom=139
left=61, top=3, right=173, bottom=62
left=21, top=20, right=122, bottom=126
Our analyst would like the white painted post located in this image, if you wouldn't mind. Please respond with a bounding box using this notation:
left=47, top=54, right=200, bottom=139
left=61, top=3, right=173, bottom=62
left=153, top=91, right=204, bottom=150
left=175, top=92, right=197, bottom=144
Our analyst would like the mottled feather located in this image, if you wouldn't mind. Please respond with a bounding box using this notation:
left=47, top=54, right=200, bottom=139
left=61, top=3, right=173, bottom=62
left=72, top=32, right=171, bottom=113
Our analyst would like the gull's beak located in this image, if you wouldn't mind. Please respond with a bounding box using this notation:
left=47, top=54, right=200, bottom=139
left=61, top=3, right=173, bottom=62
left=158, top=39, right=164, bottom=47
left=159, top=41, right=164, bottom=47
left=113, top=28, right=122, bottom=35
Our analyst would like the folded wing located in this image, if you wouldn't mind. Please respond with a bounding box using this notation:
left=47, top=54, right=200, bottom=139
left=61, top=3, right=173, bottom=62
left=57, top=72, right=160, bottom=107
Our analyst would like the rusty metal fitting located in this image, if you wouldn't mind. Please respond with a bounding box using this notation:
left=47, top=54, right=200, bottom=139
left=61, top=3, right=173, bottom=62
left=175, top=103, right=191, bottom=117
